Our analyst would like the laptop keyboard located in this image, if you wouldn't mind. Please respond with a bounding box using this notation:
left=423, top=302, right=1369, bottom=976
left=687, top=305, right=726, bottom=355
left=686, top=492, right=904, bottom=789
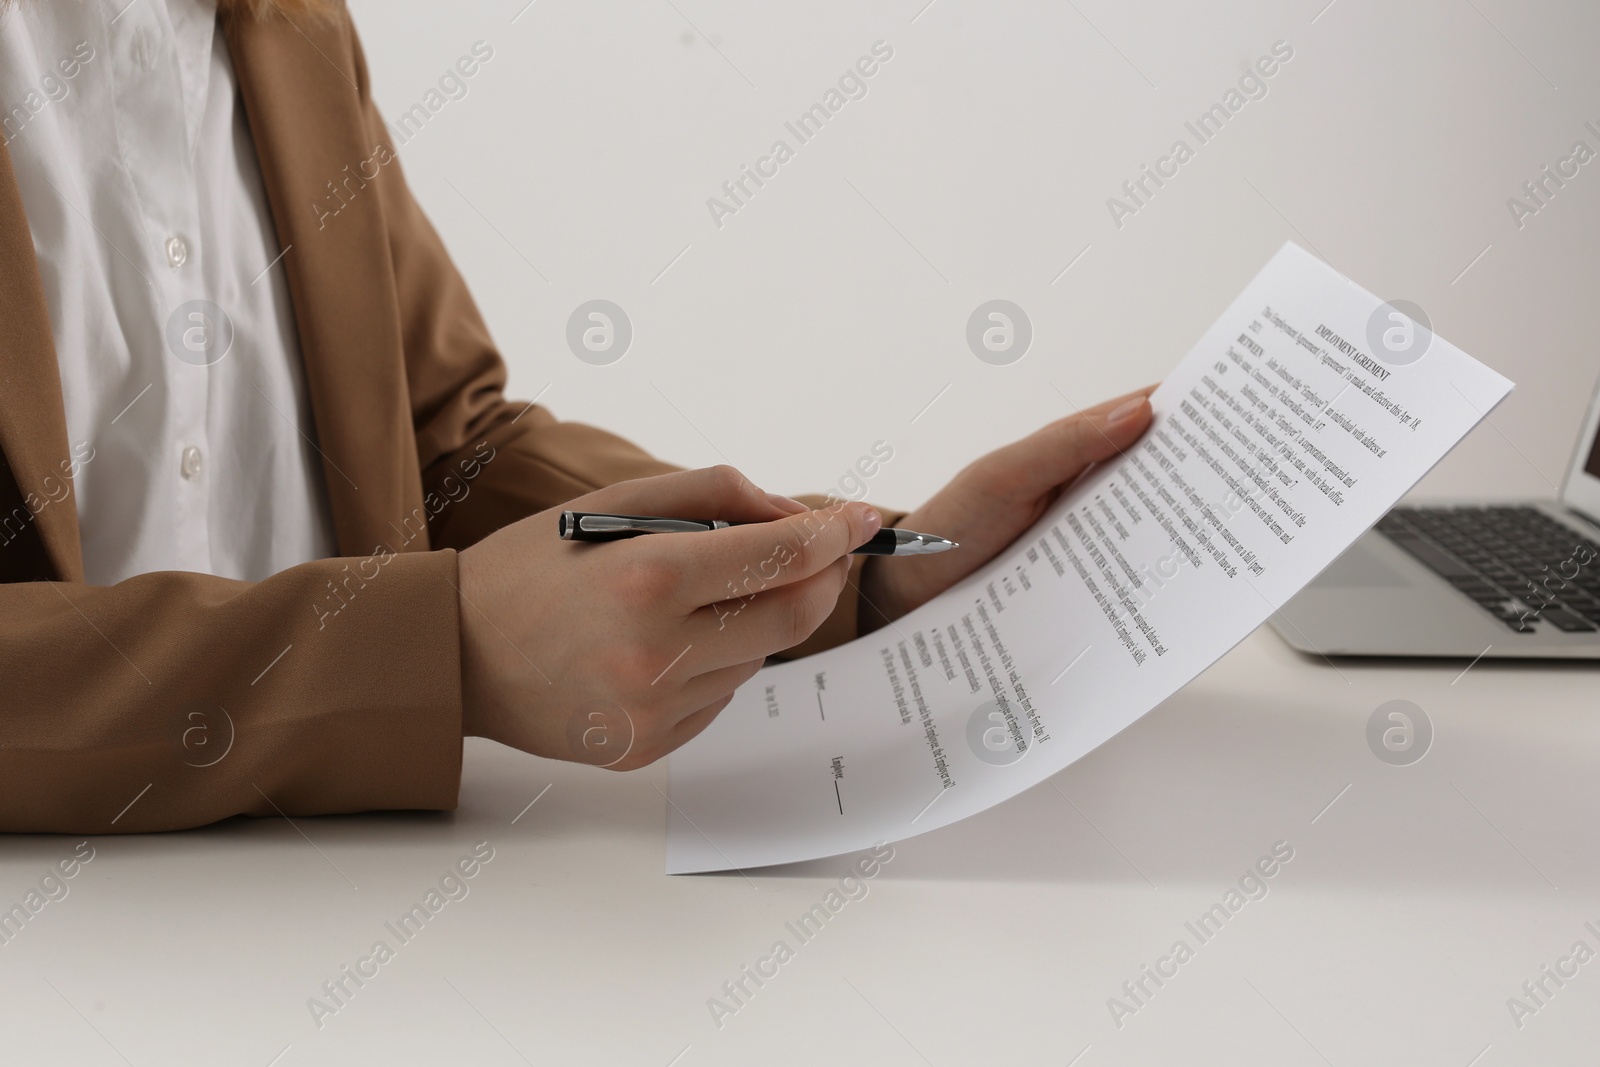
left=1375, top=506, right=1600, bottom=634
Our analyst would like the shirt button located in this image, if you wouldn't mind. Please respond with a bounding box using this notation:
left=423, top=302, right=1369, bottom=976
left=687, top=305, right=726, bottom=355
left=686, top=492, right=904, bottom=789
left=180, top=446, right=203, bottom=480
left=165, top=236, right=188, bottom=268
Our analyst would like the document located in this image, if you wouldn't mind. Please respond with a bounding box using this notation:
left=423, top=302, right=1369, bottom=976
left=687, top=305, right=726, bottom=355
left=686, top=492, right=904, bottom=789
left=666, top=242, right=1514, bottom=874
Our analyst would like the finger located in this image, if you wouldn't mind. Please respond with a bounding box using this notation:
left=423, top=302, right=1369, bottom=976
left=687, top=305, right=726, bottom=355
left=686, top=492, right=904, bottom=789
left=669, top=692, right=740, bottom=751
left=659, top=498, right=880, bottom=608
left=668, top=657, right=765, bottom=724
left=975, top=389, right=1153, bottom=504
left=575, top=464, right=796, bottom=527
left=683, top=557, right=851, bottom=670
left=623, top=665, right=757, bottom=767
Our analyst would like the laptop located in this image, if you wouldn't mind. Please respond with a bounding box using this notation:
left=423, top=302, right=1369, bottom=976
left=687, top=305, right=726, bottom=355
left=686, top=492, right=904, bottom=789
left=1270, top=372, right=1600, bottom=659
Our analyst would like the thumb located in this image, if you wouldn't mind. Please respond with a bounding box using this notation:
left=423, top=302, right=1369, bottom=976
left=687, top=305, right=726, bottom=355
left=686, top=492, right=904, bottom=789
left=577, top=464, right=801, bottom=525
left=983, top=391, right=1153, bottom=503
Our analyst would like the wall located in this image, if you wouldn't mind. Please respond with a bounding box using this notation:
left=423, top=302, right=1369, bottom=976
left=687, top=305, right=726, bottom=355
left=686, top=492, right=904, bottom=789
left=349, top=0, right=1600, bottom=512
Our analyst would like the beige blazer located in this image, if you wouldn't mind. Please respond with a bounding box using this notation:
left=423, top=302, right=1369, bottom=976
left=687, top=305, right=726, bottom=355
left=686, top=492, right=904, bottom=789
left=0, top=5, right=899, bottom=833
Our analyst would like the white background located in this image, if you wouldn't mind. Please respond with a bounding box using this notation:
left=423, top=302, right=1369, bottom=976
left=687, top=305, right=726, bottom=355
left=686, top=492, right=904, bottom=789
left=351, top=0, right=1599, bottom=514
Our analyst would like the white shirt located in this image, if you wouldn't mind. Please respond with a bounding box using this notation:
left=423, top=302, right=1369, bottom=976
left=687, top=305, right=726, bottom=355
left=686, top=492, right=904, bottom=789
left=0, top=0, right=337, bottom=586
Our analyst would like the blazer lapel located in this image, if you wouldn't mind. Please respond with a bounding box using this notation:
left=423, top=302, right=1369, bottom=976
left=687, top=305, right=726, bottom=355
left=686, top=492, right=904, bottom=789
left=0, top=138, right=83, bottom=582
left=222, top=9, right=424, bottom=556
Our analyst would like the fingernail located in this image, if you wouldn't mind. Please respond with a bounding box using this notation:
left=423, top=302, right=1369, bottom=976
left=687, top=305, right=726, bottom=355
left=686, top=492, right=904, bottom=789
left=862, top=506, right=883, bottom=537
left=1105, top=397, right=1146, bottom=425
left=766, top=492, right=810, bottom=515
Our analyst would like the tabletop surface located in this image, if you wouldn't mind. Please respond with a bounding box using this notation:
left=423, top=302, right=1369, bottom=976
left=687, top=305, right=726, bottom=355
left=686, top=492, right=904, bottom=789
left=3, top=620, right=1595, bottom=1067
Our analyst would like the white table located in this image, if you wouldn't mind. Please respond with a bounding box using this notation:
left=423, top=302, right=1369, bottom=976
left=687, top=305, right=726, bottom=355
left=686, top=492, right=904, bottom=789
left=4, top=622, right=1594, bottom=1066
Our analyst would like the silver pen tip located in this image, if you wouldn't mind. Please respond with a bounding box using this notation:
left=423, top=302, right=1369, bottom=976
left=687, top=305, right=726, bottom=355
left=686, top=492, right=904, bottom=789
left=899, top=533, right=957, bottom=555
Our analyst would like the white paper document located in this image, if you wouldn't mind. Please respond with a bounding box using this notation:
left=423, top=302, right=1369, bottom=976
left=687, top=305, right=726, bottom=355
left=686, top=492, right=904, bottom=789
left=666, top=242, right=1514, bottom=874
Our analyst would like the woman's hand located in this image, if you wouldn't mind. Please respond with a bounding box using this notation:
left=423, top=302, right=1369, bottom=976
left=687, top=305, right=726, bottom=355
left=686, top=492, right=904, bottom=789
left=859, top=387, right=1156, bottom=630
left=456, top=465, right=881, bottom=770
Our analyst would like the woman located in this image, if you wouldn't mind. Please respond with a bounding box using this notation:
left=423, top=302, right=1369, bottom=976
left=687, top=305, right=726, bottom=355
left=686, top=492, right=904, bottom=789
left=0, top=0, right=1152, bottom=832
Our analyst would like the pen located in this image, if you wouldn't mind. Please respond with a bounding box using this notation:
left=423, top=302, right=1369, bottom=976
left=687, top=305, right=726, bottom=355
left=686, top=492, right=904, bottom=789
left=558, top=511, right=958, bottom=556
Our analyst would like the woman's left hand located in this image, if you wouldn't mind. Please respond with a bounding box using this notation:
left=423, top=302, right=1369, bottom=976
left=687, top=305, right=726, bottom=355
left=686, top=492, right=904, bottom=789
left=858, top=386, right=1157, bottom=630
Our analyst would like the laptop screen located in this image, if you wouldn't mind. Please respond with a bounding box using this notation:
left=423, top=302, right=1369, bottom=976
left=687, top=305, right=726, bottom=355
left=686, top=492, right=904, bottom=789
left=1564, top=372, right=1600, bottom=526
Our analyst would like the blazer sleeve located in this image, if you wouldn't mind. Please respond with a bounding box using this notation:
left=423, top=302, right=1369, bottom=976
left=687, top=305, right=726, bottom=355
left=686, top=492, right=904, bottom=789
left=0, top=537, right=465, bottom=834
left=342, top=17, right=905, bottom=660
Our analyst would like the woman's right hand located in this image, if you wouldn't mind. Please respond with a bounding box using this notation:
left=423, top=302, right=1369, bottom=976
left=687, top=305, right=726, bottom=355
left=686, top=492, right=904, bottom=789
left=456, top=465, right=881, bottom=769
